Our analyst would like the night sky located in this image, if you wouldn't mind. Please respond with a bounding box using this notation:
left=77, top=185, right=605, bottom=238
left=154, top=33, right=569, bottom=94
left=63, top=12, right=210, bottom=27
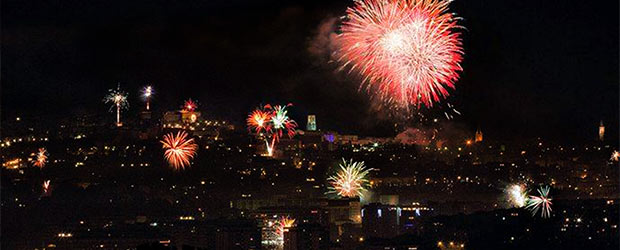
left=2, top=0, right=618, bottom=141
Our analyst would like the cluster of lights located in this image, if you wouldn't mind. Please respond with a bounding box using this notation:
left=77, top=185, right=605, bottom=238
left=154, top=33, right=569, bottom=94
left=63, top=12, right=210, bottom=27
left=437, top=241, right=465, bottom=249
left=179, top=216, right=195, bottom=221
left=1, top=137, right=49, bottom=147
left=57, top=232, right=73, bottom=238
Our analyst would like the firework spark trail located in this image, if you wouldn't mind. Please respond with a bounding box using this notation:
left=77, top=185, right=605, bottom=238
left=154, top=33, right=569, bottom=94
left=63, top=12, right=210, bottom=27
left=104, top=84, right=129, bottom=126
left=327, top=159, right=373, bottom=198
left=32, top=148, right=48, bottom=168
left=161, top=131, right=198, bottom=170
left=338, top=0, right=463, bottom=108
left=507, top=184, right=527, bottom=208
left=265, top=137, right=276, bottom=157
left=525, top=186, right=553, bottom=218
left=142, top=86, right=153, bottom=110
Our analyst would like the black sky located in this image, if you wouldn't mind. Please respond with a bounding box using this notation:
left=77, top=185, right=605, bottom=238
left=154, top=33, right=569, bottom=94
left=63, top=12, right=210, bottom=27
left=2, top=0, right=618, bottom=141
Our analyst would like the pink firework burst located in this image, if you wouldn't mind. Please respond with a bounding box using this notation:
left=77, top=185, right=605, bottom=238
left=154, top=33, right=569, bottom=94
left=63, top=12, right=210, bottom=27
left=338, top=0, right=464, bottom=108
left=183, top=99, right=197, bottom=112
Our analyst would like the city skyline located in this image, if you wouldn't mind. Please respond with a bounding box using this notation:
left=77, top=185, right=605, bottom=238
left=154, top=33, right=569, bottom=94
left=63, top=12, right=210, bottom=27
left=1, top=0, right=618, bottom=249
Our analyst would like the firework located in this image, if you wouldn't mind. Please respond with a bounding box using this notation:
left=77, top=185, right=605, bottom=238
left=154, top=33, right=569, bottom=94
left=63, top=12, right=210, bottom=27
left=104, top=84, right=129, bottom=126
left=327, top=159, right=373, bottom=198
left=31, top=148, right=48, bottom=168
left=247, top=104, right=297, bottom=157
left=142, top=85, right=153, bottom=110
left=42, top=180, right=51, bottom=195
left=337, top=0, right=464, bottom=108
left=183, top=99, right=197, bottom=112
left=269, top=104, right=297, bottom=141
left=160, top=131, right=198, bottom=170
left=611, top=150, right=619, bottom=162
left=265, top=138, right=275, bottom=157
left=247, top=107, right=272, bottom=134
left=506, top=184, right=527, bottom=208
left=275, top=216, right=296, bottom=243
left=525, top=186, right=553, bottom=218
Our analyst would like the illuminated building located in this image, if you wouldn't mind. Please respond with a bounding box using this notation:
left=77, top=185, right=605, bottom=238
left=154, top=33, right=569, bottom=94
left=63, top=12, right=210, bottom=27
left=599, top=120, right=605, bottom=141
left=214, top=220, right=261, bottom=250
left=283, top=223, right=328, bottom=250
left=361, top=203, right=400, bottom=239
left=181, top=110, right=201, bottom=123
left=379, top=195, right=399, bottom=206
left=2, top=158, right=25, bottom=169
left=475, top=127, right=483, bottom=142
left=307, top=115, right=317, bottom=131
left=400, top=203, right=433, bottom=233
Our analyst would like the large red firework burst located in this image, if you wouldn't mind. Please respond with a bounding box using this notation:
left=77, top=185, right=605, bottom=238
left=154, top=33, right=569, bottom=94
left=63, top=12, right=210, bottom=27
left=161, top=131, right=198, bottom=170
left=338, top=0, right=464, bottom=108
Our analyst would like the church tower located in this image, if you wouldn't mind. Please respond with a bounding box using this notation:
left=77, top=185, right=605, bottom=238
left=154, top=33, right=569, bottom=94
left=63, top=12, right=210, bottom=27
left=307, top=115, right=317, bottom=131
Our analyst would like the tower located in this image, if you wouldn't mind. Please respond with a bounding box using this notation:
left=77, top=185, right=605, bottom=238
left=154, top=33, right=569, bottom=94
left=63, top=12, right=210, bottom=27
left=307, top=115, right=316, bottom=131
left=599, top=120, right=605, bottom=141
left=475, top=127, right=483, bottom=142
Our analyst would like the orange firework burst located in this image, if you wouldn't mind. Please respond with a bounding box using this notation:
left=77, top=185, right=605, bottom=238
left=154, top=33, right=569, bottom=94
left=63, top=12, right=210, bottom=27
left=160, top=131, right=198, bottom=170
left=247, top=108, right=272, bottom=134
left=32, top=148, right=48, bottom=168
